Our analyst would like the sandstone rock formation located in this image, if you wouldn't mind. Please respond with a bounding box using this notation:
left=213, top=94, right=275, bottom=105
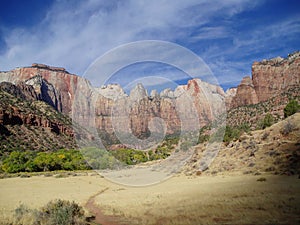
left=230, top=76, right=258, bottom=108
left=25, top=75, right=60, bottom=110
left=96, top=84, right=127, bottom=100
left=0, top=87, right=74, bottom=137
left=227, top=51, right=300, bottom=108
left=252, top=51, right=300, bottom=102
left=1, top=51, right=299, bottom=141
left=225, top=87, right=237, bottom=109
left=0, top=63, right=89, bottom=114
left=0, top=81, right=38, bottom=101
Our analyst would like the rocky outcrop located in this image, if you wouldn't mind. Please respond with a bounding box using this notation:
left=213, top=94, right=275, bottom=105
left=225, top=87, right=237, bottom=109
left=175, top=79, right=226, bottom=127
left=0, top=64, right=90, bottom=114
left=252, top=51, right=300, bottom=102
left=228, top=51, right=300, bottom=108
left=0, top=88, right=74, bottom=136
left=230, top=76, right=258, bottom=108
left=96, top=84, right=127, bottom=100
left=32, top=63, right=67, bottom=72
left=25, top=75, right=60, bottom=110
left=130, top=83, right=148, bottom=101
left=0, top=109, right=73, bottom=136
left=1, top=51, right=299, bottom=140
left=0, top=82, right=38, bottom=101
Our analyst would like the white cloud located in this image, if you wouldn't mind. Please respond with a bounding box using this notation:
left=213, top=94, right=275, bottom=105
left=1, top=0, right=297, bottom=90
left=0, top=0, right=256, bottom=74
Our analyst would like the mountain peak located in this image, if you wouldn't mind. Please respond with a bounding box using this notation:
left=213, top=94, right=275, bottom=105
left=130, top=83, right=148, bottom=101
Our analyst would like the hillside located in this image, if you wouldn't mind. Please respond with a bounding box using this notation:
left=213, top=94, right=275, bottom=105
left=0, top=84, right=76, bottom=154
left=184, top=112, right=300, bottom=176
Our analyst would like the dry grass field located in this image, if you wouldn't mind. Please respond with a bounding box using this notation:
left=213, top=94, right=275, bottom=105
left=0, top=173, right=299, bottom=225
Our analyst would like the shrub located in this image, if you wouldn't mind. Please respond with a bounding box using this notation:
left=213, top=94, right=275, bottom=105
left=111, top=148, right=148, bottom=165
left=281, top=120, right=296, bottom=135
left=39, top=199, right=85, bottom=225
left=257, top=177, right=267, bottom=182
left=258, top=113, right=274, bottom=129
left=14, top=204, right=32, bottom=224
left=198, top=134, right=209, bottom=144
left=284, top=99, right=300, bottom=118
left=13, top=200, right=86, bottom=225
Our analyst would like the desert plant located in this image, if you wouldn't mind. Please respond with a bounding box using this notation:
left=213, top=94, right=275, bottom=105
left=12, top=200, right=86, bottom=225
left=258, top=113, right=274, bottom=129
left=14, top=204, right=32, bottom=223
left=257, top=177, right=267, bottom=182
left=284, top=99, right=300, bottom=118
left=39, top=199, right=85, bottom=225
left=281, top=120, right=296, bottom=135
left=261, top=132, right=269, bottom=140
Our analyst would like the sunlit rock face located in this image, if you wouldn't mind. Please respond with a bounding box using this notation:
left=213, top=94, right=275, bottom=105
left=4, top=51, right=299, bottom=139
left=228, top=52, right=300, bottom=109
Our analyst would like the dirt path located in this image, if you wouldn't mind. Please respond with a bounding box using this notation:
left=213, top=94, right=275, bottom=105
left=85, top=188, right=128, bottom=225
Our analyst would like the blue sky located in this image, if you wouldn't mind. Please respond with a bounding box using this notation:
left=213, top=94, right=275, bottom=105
left=0, top=0, right=299, bottom=91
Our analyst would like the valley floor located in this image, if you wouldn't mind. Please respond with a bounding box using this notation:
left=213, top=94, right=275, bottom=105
left=0, top=173, right=299, bottom=225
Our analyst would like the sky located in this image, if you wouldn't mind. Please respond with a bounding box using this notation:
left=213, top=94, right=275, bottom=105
left=0, top=0, right=299, bottom=91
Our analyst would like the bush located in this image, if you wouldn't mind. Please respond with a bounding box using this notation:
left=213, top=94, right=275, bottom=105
left=13, top=200, right=86, bottom=225
left=198, top=134, right=209, bottom=144
left=39, top=199, right=85, bottom=225
left=284, top=99, right=300, bottom=118
left=111, top=148, right=148, bottom=165
left=257, top=177, right=267, bottom=182
left=258, top=113, right=274, bottom=129
left=281, top=120, right=296, bottom=135
left=223, top=126, right=241, bottom=143
left=81, top=147, right=126, bottom=169
left=14, top=204, right=32, bottom=224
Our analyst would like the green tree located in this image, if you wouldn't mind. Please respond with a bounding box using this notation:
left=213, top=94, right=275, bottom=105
left=258, top=113, right=274, bottom=129
left=2, top=151, right=36, bottom=173
left=284, top=99, right=300, bottom=118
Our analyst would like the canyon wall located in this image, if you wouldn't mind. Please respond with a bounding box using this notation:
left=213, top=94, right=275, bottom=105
left=229, top=51, right=300, bottom=108
left=0, top=64, right=225, bottom=137
left=1, top=50, right=299, bottom=138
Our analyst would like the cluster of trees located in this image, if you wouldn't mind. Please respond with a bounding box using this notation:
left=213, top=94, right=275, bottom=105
left=110, top=135, right=179, bottom=165
left=1, top=135, right=181, bottom=173
left=1, top=150, right=89, bottom=173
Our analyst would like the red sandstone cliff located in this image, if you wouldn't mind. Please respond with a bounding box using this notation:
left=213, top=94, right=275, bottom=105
left=228, top=51, right=300, bottom=108
left=0, top=64, right=89, bottom=114
left=1, top=50, right=299, bottom=139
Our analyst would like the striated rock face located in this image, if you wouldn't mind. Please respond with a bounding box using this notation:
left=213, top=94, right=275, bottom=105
left=225, top=87, right=237, bottom=109
left=0, top=82, right=38, bottom=101
left=76, top=79, right=226, bottom=141
left=96, top=84, right=127, bottom=100
left=252, top=52, right=300, bottom=102
left=0, top=64, right=90, bottom=114
left=228, top=51, right=300, bottom=108
left=230, top=76, right=258, bottom=108
left=25, top=75, right=60, bottom=110
left=0, top=88, right=74, bottom=137
left=0, top=64, right=226, bottom=139
left=175, top=79, right=226, bottom=127
left=2, top=51, right=298, bottom=140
